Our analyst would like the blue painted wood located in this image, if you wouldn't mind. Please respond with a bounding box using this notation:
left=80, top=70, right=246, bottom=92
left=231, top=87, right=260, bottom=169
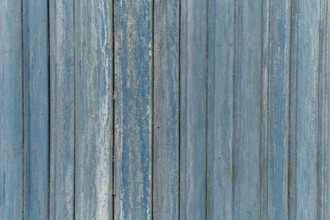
left=114, top=0, right=152, bottom=219
left=74, top=0, right=113, bottom=218
left=289, top=0, right=321, bottom=219
left=207, top=0, right=234, bottom=219
left=0, top=0, right=24, bottom=219
left=260, top=0, right=290, bottom=219
left=232, top=1, right=262, bottom=219
left=319, top=1, right=330, bottom=219
left=0, top=1, right=23, bottom=219
left=22, top=0, right=49, bottom=219
left=49, top=0, right=75, bottom=219
left=153, top=0, right=179, bottom=219
left=179, top=0, right=208, bottom=219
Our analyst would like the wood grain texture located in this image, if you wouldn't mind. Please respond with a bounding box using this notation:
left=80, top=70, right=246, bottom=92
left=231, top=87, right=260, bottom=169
left=22, top=0, right=49, bottom=219
left=49, top=0, right=75, bottom=219
left=74, top=0, right=113, bottom=218
left=0, top=0, right=23, bottom=219
left=260, top=0, right=291, bottom=219
left=319, top=1, right=330, bottom=219
left=232, top=1, right=262, bottom=219
left=179, top=0, right=208, bottom=219
left=289, top=0, right=321, bottom=219
left=206, top=0, right=234, bottom=219
left=153, top=0, right=179, bottom=219
left=114, top=0, right=152, bottom=219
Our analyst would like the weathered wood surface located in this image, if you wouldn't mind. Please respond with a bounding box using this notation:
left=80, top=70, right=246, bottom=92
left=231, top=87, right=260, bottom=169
left=179, top=0, right=208, bottom=219
left=0, top=0, right=23, bottom=219
left=49, top=0, right=75, bottom=219
left=153, top=0, right=180, bottom=219
left=114, top=0, right=152, bottom=219
left=207, top=0, right=234, bottom=219
left=74, top=0, right=113, bottom=219
left=23, top=0, right=49, bottom=219
left=1, top=0, right=330, bottom=219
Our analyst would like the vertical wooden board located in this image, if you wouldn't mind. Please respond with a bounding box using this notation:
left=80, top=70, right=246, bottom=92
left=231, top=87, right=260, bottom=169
left=261, top=0, right=291, bottom=219
left=289, top=0, right=320, bottom=219
left=74, top=0, right=113, bottom=219
left=114, top=0, right=152, bottom=219
left=320, top=1, right=330, bottom=219
left=22, top=0, right=49, bottom=219
left=0, top=0, right=23, bottom=219
left=232, top=0, right=262, bottom=219
left=206, top=0, right=234, bottom=219
left=49, top=0, right=75, bottom=219
left=153, top=0, right=179, bottom=219
left=179, top=0, right=207, bottom=219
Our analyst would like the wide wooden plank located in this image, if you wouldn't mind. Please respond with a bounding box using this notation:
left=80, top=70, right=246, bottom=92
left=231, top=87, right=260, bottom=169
left=206, top=0, right=234, bottom=219
left=22, top=0, right=49, bottom=219
left=179, top=0, right=208, bottom=219
left=0, top=0, right=24, bottom=219
left=114, top=0, right=152, bottom=219
left=289, top=0, right=321, bottom=219
left=260, top=0, right=290, bottom=219
left=153, top=0, right=179, bottom=219
left=74, top=0, right=113, bottom=219
left=49, top=0, right=75, bottom=219
left=232, top=1, right=262, bottom=219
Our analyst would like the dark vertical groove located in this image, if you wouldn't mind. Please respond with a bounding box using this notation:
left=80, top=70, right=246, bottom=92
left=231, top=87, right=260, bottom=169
left=205, top=0, right=209, bottom=218
left=286, top=1, right=292, bottom=219
left=21, top=0, right=25, bottom=218
left=288, top=0, right=299, bottom=218
left=323, top=5, right=328, bottom=220
left=73, top=0, right=76, bottom=219
left=111, top=0, right=115, bottom=218
left=151, top=0, right=155, bottom=218
left=178, top=0, right=181, bottom=218
left=317, top=1, right=328, bottom=219
left=231, top=0, right=239, bottom=219
left=232, top=0, right=237, bottom=217
left=47, top=0, right=51, bottom=219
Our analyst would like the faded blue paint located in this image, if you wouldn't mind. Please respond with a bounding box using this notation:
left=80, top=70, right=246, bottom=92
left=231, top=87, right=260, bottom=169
left=1, top=1, right=330, bottom=220
left=0, top=0, right=23, bottom=219
left=49, top=0, right=75, bottom=219
left=153, top=0, right=180, bottom=219
left=180, top=0, right=208, bottom=219
left=23, top=0, right=49, bottom=219
left=114, top=0, right=152, bottom=219
left=74, top=0, right=113, bottom=218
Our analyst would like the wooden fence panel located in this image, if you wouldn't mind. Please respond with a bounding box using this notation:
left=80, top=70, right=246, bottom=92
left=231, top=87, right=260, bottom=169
left=1, top=0, right=330, bottom=219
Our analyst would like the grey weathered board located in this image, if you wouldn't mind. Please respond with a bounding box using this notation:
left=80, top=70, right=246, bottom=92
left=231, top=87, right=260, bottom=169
left=1, top=0, right=330, bottom=219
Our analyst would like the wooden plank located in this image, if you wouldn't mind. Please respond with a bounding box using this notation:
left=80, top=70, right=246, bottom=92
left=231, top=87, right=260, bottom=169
left=0, top=0, right=24, bottom=219
left=319, top=1, right=330, bottom=219
left=232, top=1, right=262, bottom=219
left=289, top=0, right=321, bottom=219
left=22, top=0, right=49, bottom=219
left=260, top=0, right=290, bottom=219
left=179, top=0, right=208, bottom=219
left=74, top=0, right=113, bottom=219
left=153, top=0, right=179, bottom=219
left=206, top=0, right=234, bottom=219
left=114, top=0, right=152, bottom=219
left=49, top=0, right=75, bottom=219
